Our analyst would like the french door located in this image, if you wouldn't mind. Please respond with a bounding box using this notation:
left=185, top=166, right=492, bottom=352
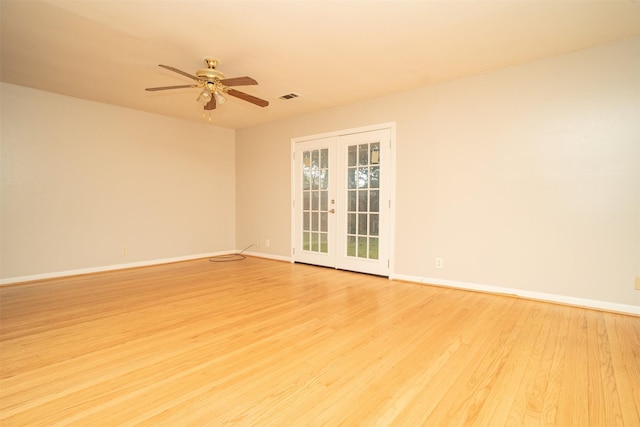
left=292, top=126, right=392, bottom=276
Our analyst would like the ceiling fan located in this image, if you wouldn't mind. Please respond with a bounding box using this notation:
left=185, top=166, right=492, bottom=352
left=145, top=58, right=269, bottom=111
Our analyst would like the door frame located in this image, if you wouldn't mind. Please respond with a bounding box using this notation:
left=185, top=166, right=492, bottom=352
left=290, top=122, right=396, bottom=276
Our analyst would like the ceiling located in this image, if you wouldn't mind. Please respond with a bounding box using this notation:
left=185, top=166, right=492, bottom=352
left=2, top=1, right=639, bottom=130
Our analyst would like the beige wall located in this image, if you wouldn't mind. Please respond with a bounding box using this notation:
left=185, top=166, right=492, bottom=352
left=236, top=37, right=640, bottom=308
left=1, top=83, right=236, bottom=279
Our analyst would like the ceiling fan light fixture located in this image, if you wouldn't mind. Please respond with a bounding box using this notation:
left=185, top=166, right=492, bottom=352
left=214, top=91, right=226, bottom=104
left=197, top=89, right=212, bottom=104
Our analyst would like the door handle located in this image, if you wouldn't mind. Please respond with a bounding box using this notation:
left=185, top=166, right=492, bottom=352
left=328, top=209, right=335, bottom=214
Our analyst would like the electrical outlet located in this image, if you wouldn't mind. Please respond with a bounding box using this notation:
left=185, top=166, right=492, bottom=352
left=121, top=247, right=128, bottom=255
left=435, top=257, right=444, bottom=269
left=635, top=276, right=640, bottom=290
left=265, top=239, right=270, bottom=248
left=256, top=240, right=260, bottom=247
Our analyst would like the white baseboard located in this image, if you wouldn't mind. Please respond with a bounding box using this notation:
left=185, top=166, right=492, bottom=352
left=391, top=273, right=640, bottom=316
left=0, top=251, right=235, bottom=286
left=243, top=251, right=291, bottom=263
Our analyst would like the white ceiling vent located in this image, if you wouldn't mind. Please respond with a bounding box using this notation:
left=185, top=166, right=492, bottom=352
left=279, top=93, right=301, bottom=100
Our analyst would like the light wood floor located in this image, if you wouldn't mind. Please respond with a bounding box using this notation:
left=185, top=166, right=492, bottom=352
left=1, top=257, right=639, bottom=426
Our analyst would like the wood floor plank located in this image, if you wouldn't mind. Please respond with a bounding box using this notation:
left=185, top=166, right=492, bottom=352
left=604, top=314, right=640, bottom=425
left=1, top=257, right=639, bottom=425
left=477, top=301, right=549, bottom=426
left=587, top=311, right=625, bottom=424
left=555, top=308, right=591, bottom=426
left=524, top=307, right=554, bottom=422
left=538, top=306, right=570, bottom=426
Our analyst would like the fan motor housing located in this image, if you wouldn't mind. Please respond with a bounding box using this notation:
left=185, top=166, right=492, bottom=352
left=196, top=68, right=225, bottom=82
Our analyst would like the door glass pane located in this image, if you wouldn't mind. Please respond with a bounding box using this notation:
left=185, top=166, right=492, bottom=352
left=369, top=214, right=379, bottom=236
left=348, top=191, right=357, bottom=212
left=358, top=167, right=368, bottom=188
left=370, top=166, right=379, bottom=188
left=358, top=213, right=368, bottom=235
left=303, top=174, right=310, bottom=192
left=303, top=212, right=310, bottom=231
left=320, top=170, right=328, bottom=189
left=320, top=233, right=328, bottom=253
left=348, top=145, right=357, bottom=167
left=347, top=236, right=356, bottom=257
left=357, top=236, right=367, bottom=257
left=369, top=237, right=379, bottom=260
left=302, top=148, right=331, bottom=255
left=370, top=190, right=379, bottom=212
left=358, top=144, right=368, bottom=165
left=347, top=213, right=356, bottom=235
left=303, top=191, right=310, bottom=210
left=320, top=148, right=328, bottom=169
left=358, top=190, right=368, bottom=212
left=345, top=142, right=382, bottom=260
left=348, top=168, right=357, bottom=189
left=370, top=143, right=380, bottom=164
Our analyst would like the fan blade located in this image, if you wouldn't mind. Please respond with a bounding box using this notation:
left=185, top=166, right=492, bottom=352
left=220, top=76, right=258, bottom=86
left=158, top=64, right=198, bottom=81
left=204, top=97, right=216, bottom=110
left=227, top=89, right=269, bottom=107
left=145, top=84, right=198, bottom=91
